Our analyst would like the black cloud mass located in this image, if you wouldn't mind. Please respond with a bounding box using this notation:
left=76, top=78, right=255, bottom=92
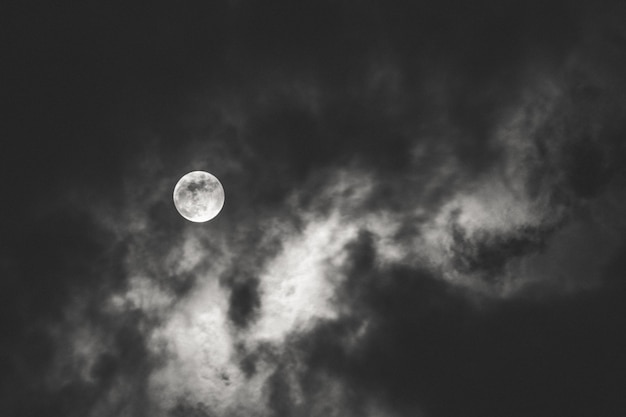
left=4, top=1, right=626, bottom=416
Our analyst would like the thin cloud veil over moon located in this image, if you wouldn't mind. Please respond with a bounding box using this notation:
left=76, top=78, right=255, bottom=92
left=173, top=171, right=225, bottom=222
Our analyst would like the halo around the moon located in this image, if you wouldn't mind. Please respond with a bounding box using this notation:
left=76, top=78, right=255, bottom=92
left=173, top=171, right=225, bottom=222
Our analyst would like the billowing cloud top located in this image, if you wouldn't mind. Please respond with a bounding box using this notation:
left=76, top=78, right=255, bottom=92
left=3, top=1, right=626, bottom=416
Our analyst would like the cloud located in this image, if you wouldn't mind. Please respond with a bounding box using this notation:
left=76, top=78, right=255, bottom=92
left=290, top=226, right=626, bottom=417
left=4, top=1, right=626, bottom=416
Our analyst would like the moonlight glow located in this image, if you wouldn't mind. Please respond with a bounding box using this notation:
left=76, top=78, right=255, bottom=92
left=173, top=171, right=225, bottom=222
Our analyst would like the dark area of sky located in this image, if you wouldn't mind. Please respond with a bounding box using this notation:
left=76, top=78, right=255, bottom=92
left=3, top=1, right=626, bottom=416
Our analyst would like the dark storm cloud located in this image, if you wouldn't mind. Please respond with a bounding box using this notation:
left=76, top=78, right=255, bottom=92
left=47, top=310, right=157, bottom=417
left=290, top=228, right=626, bottom=417
left=228, top=276, right=261, bottom=328
left=0, top=207, right=160, bottom=417
left=448, top=215, right=554, bottom=280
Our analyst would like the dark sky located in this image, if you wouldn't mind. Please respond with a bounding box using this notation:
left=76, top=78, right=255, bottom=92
left=4, top=1, right=626, bottom=416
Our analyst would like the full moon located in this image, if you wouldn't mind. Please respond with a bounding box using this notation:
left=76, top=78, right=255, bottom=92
left=173, top=171, right=225, bottom=222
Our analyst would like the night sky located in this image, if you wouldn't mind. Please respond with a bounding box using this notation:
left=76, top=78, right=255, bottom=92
left=4, top=1, right=626, bottom=416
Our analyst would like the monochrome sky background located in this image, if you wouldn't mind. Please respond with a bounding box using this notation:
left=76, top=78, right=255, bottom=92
left=4, top=1, right=626, bottom=416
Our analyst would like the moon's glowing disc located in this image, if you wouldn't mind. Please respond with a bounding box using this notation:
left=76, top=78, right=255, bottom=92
left=173, top=171, right=225, bottom=222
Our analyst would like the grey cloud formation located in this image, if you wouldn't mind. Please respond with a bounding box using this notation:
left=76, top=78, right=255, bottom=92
left=286, top=221, right=626, bottom=415
left=4, top=0, right=626, bottom=416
